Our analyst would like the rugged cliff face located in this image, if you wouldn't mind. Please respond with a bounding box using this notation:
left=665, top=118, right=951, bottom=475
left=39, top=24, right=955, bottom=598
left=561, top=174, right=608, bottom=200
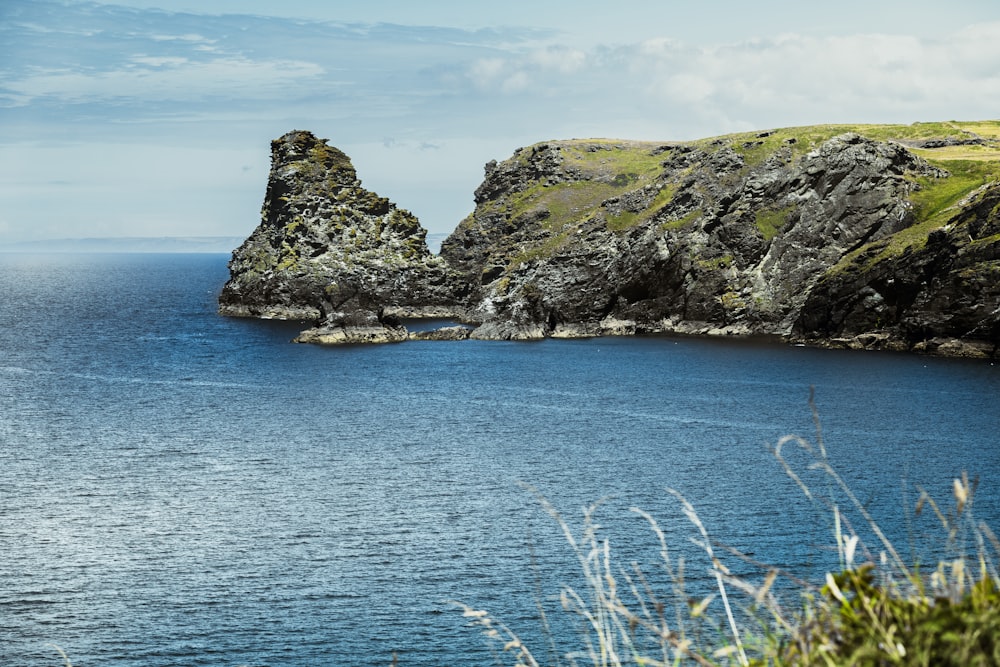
left=219, top=130, right=465, bottom=343
left=439, top=123, right=1000, bottom=356
left=797, top=180, right=1000, bottom=355
left=221, top=123, right=1000, bottom=356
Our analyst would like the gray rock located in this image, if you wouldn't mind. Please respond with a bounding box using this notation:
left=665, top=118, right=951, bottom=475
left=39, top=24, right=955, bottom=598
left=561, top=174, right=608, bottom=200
left=408, top=326, right=472, bottom=341
left=294, top=324, right=408, bottom=345
left=440, top=133, right=953, bottom=343
left=218, top=130, right=465, bottom=337
left=221, top=126, right=1000, bottom=357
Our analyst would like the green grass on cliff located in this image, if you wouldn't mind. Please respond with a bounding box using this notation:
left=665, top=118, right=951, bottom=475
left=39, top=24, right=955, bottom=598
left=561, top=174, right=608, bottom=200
left=660, top=207, right=704, bottom=232
left=502, top=141, right=668, bottom=235
left=827, top=153, right=1000, bottom=275
left=711, top=120, right=1000, bottom=274
left=487, top=121, right=1000, bottom=274
left=558, top=140, right=666, bottom=182
left=528, top=182, right=619, bottom=229
left=607, top=182, right=684, bottom=231
left=910, top=159, right=1000, bottom=225
left=709, top=120, right=1000, bottom=167
left=481, top=140, right=681, bottom=236
left=540, top=123, right=998, bottom=238
left=755, top=204, right=796, bottom=241
left=307, top=141, right=355, bottom=174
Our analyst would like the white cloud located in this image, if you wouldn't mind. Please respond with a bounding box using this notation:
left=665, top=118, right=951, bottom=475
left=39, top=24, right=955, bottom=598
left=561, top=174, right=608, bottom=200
left=2, top=57, right=326, bottom=106
left=468, top=57, right=507, bottom=88
left=510, top=24, right=1000, bottom=129
left=131, top=56, right=191, bottom=67
left=12, top=21, right=102, bottom=37
left=501, top=70, right=530, bottom=93
left=466, top=46, right=587, bottom=94
left=637, top=37, right=683, bottom=57
left=659, top=73, right=715, bottom=105
left=150, top=33, right=215, bottom=43
left=528, top=46, right=587, bottom=73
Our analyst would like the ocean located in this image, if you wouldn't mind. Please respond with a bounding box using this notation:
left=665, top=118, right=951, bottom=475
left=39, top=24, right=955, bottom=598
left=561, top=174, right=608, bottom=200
left=2, top=253, right=998, bottom=666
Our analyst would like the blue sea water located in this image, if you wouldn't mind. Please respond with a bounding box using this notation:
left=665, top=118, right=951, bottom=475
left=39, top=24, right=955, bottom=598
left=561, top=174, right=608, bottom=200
left=1, top=253, right=998, bottom=666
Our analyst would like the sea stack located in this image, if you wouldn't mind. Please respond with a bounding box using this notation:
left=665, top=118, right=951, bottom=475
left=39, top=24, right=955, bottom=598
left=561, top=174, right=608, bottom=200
left=218, top=130, right=465, bottom=343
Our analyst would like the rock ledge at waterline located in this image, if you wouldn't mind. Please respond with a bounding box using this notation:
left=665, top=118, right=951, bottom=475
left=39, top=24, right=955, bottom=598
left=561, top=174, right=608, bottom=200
left=219, top=124, right=1000, bottom=357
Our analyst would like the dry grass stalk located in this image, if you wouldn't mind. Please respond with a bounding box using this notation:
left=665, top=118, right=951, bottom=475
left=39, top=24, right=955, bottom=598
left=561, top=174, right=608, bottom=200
left=456, top=394, right=1000, bottom=666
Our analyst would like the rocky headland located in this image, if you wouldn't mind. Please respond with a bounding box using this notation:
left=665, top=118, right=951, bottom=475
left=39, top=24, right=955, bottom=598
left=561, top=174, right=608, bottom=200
left=220, top=123, right=1000, bottom=357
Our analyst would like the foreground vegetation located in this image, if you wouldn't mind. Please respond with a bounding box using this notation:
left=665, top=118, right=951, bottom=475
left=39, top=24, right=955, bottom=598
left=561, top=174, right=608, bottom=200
left=459, top=397, right=1000, bottom=666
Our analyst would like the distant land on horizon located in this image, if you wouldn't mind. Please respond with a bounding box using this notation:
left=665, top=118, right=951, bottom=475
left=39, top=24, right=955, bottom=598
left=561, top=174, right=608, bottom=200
left=1, top=233, right=451, bottom=255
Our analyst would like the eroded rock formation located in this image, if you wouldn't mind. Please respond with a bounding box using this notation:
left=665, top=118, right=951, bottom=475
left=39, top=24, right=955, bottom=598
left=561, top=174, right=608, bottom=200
left=221, top=124, right=1000, bottom=357
left=218, top=130, right=465, bottom=343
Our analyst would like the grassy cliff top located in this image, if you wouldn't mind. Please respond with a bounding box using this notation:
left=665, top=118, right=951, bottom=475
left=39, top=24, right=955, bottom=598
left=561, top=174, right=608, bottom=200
left=549, top=120, right=1000, bottom=157
left=706, top=120, right=1000, bottom=163
left=538, top=120, right=1000, bottom=166
left=503, top=121, right=1000, bottom=241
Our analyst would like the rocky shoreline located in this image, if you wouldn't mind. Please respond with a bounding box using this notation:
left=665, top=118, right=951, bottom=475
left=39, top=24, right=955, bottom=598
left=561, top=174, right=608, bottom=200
left=220, top=124, right=1000, bottom=358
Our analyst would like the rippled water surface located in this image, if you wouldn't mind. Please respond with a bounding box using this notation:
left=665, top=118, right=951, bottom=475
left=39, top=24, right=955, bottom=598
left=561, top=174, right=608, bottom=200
left=2, top=253, right=999, bottom=666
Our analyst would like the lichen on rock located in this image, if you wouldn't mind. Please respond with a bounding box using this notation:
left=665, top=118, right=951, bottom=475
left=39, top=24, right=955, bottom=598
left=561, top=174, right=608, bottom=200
left=219, top=130, right=466, bottom=342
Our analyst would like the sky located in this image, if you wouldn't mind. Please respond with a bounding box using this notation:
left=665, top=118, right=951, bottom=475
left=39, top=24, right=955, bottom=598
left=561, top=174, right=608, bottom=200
left=2, top=1, right=1000, bottom=244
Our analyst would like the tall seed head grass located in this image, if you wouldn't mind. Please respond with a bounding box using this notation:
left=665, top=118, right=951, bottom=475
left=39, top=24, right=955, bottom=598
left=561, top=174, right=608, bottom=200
left=457, top=393, right=1000, bottom=666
